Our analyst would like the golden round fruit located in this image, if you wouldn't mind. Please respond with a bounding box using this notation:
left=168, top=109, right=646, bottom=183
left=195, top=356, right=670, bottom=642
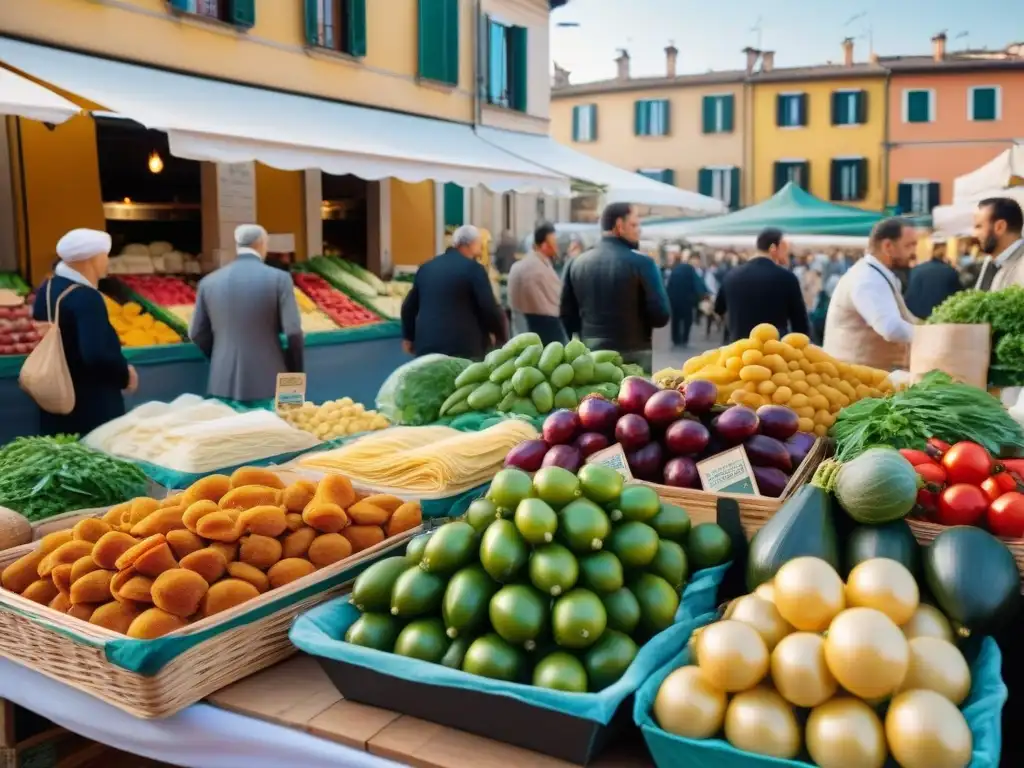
left=724, top=686, right=801, bottom=759
left=770, top=632, right=837, bottom=708
left=806, top=697, right=887, bottom=768
left=845, top=558, right=919, bottom=626
left=721, top=598, right=738, bottom=620
left=823, top=607, right=909, bottom=700
left=773, top=557, right=845, bottom=632
left=696, top=620, right=769, bottom=693
left=886, top=689, right=972, bottom=768
left=902, top=603, right=954, bottom=643
left=687, top=625, right=705, bottom=664
left=729, top=595, right=793, bottom=651
left=653, top=666, right=727, bottom=740
left=754, top=581, right=775, bottom=604
left=897, top=637, right=972, bottom=706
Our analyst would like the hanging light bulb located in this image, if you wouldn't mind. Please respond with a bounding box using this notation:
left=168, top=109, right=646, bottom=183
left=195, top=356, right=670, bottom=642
left=148, top=150, right=164, bottom=174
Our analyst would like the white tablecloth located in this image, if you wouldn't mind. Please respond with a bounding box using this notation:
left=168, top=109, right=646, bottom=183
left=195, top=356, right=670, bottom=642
left=0, top=657, right=404, bottom=768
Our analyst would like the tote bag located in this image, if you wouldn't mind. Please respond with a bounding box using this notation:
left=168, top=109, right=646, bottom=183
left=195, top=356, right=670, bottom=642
left=19, top=282, right=79, bottom=415
left=910, top=323, right=991, bottom=390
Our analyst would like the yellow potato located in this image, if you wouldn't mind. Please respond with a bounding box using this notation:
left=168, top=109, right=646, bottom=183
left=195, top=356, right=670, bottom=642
left=798, top=417, right=815, bottom=432
left=781, top=333, right=810, bottom=349
left=772, top=386, right=793, bottom=404
left=762, top=354, right=788, bottom=374
left=741, top=349, right=764, bottom=365
left=750, top=324, right=780, bottom=343
left=757, top=380, right=777, bottom=397
left=739, top=365, right=772, bottom=382
left=789, top=393, right=810, bottom=409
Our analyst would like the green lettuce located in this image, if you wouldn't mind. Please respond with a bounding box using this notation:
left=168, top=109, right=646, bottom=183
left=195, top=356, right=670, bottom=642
left=376, top=354, right=471, bottom=425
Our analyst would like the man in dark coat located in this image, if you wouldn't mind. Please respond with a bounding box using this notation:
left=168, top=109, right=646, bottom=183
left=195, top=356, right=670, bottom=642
left=31, top=228, right=137, bottom=436
left=401, top=225, right=507, bottom=360
left=666, top=254, right=708, bottom=347
left=714, top=228, right=809, bottom=342
left=904, top=250, right=963, bottom=319
left=560, top=203, right=670, bottom=372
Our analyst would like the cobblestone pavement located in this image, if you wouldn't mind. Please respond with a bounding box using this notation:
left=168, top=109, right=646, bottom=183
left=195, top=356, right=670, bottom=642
left=651, top=316, right=724, bottom=372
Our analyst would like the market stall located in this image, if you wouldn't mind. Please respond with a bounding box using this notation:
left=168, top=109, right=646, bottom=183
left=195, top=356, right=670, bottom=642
left=932, top=146, right=1024, bottom=236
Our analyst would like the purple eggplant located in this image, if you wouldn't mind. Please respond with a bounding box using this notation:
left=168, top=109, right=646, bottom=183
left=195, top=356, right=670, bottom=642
left=744, top=434, right=793, bottom=473
left=753, top=466, right=789, bottom=498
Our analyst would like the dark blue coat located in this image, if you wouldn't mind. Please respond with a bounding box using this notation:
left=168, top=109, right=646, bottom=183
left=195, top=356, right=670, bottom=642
left=667, top=263, right=708, bottom=310
left=905, top=260, right=963, bottom=320
left=400, top=249, right=508, bottom=360
left=32, top=276, right=130, bottom=436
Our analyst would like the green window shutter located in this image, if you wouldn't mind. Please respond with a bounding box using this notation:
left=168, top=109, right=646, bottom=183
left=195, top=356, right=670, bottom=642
left=927, top=182, right=941, bottom=212
left=798, top=94, right=808, bottom=126
left=572, top=106, right=580, bottom=141
left=345, top=0, right=367, bottom=57
left=856, top=91, right=868, bottom=124
left=907, top=91, right=930, bottom=123
left=773, top=163, right=785, bottom=192
left=831, top=92, right=842, bottom=125
left=417, top=0, right=441, bottom=79
left=443, top=0, right=459, bottom=85
left=661, top=99, right=671, bottom=135
left=443, top=184, right=464, bottom=229
left=698, top=168, right=713, bottom=196
left=169, top=0, right=190, bottom=11
left=510, top=26, right=528, bottom=112
left=701, top=96, right=715, bottom=134
left=722, top=95, right=734, bottom=132
left=972, top=88, right=997, bottom=120
left=303, top=0, right=319, bottom=45
left=589, top=104, right=598, bottom=140
left=661, top=170, right=675, bottom=186
left=856, top=159, right=868, bottom=200
left=729, top=167, right=740, bottom=209
left=228, top=0, right=255, bottom=28
left=634, top=101, right=646, bottom=135
left=799, top=162, right=810, bottom=189
left=830, top=160, right=841, bottom=201
left=897, top=183, right=913, bottom=214
left=776, top=95, right=785, bottom=126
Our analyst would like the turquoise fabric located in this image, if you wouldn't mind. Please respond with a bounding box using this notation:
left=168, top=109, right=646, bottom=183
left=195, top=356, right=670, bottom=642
left=633, top=635, right=1007, bottom=768
left=103, top=545, right=399, bottom=675
left=290, top=594, right=706, bottom=726
left=674, top=562, right=730, bottom=624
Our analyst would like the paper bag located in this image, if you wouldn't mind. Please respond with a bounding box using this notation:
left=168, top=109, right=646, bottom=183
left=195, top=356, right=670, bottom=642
left=19, top=283, right=78, bottom=415
left=910, top=323, right=991, bottom=389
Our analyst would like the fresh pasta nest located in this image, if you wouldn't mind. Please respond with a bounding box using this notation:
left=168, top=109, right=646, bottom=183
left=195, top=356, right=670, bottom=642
left=0, top=467, right=422, bottom=639
left=299, top=420, right=539, bottom=493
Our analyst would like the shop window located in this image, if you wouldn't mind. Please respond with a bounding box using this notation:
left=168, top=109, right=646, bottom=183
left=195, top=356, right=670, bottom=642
left=698, top=167, right=740, bottom=209
left=304, top=0, right=367, bottom=57
left=634, top=99, right=670, bottom=136
left=898, top=181, right=941, bottom=215
left=773, top=161, right=809, bottom=192
left=168, top=0, right=255, bottom=28
left=831, top=90, right=867, bottom=126
left=572, top=104, right=597, bottom=142
left=830, top=158, right=868, bottom=202
left=418, top=0, right=459, bottom=85
left=903, top=89, right=935, bottom=123
left=969, top=86, right=1000, bottom=121
left=701, top=95, right=734, bottom=134
left=776, top=93, right=808, bottom=128
left=486, top=18, right=528, bottom=112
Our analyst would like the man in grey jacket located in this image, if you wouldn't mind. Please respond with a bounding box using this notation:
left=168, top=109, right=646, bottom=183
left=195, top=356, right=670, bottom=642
left=190, top=224, right=304, bottom=402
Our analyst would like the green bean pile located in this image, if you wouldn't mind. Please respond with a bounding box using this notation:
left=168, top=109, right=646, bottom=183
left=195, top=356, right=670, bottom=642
left=0, top=435, right=149, bottom=521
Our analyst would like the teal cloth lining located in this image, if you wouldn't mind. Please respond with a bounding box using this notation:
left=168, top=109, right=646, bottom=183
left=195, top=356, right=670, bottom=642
left=633, top=635, right=1007, bottom=768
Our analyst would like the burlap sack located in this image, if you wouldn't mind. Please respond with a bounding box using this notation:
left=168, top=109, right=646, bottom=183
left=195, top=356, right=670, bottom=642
left=910, top=323, right=991, bottom=389
left=19, top=283, right=79, bottom=414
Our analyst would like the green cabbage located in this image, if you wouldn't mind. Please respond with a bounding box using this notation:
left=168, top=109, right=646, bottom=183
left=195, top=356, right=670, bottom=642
left=376, top=355, right=471, bottom=425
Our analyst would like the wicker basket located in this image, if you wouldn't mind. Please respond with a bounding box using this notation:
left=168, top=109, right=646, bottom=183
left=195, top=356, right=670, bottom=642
left=641, top=438, right=832, bottom=539
left=907, top=518, right=1024, bottom=594
left=0, top=525, right=418, bottom=718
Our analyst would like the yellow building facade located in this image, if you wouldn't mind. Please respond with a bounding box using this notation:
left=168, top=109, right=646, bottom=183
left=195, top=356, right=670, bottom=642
left=0, top=0, right=559, bottom=280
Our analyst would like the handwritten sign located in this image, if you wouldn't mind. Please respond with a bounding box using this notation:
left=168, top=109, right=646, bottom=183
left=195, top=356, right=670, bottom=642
left=584, top=443, right=634, bottom=481
left=275, top=373, right=307, bottom=412
left=697, top=446, right=760, bottom=495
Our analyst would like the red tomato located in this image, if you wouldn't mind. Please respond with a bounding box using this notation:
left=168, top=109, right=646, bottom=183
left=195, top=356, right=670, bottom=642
left=942, top=442, right=994, bottom=486
left=914, top=462, right=947, bottom=486
left=937, top=484, right=989, bottom=526
left=927, top=438, right=952, bottom=457
left=987, top=492, right=1024, bottom=538
left=981, top=473, right=1020, bottom=503
left=900, top=449, right=937, bottom=467
left=916, top=487, right=939, bottom=517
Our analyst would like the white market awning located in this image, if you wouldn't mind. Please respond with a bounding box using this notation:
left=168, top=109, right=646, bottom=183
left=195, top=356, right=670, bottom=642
left=0, top=65, right=79, bottom=124
left=475, top=126, right=727, bottom=215
left=0, top=38, right=569, bottom=195
left=952, top=145, right=1024, bottom=201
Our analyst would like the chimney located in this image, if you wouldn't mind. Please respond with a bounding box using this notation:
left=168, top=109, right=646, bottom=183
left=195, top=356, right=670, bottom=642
left=615, top=49, right=630, bottom=81
left=843, top=37, right=854, bottom=66
left=552, top=62, right=571, bottom=88
left=665, top=44, right=678, bottom=78
left=932, top=32, right=947, bottom=61
left=743, top=46, right=761, bottom=74
left=869, top=51, right=879, bottom=65
left=761, top=51, right=775, bottom=72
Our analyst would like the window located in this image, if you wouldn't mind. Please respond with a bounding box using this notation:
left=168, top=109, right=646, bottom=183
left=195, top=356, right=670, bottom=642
left=169, top=0, right=255, bottom=27
left=443, top=183, right=464, bottom=231
left=903, top=89, right=935, bottom=123
left=698, top=167, right=740, bottom=209
left=702, top=95, right=735, bottom=134
left=635, top=99, right=670, bottom=136
left=897, top=181, right=941, bottom=215
left=638, top=169, right=675, bottom=185
left=776, top=93, right=807, bottom=128
left=487, top=19, right=528, bottom=111
left=773, top=161, right=809, bottom=192
left=969, top=86, right=1001, bottom=121
left=304, top=0, right=367, bottom=56
left=418, top=0, right=459, bottom=85
left=572, top=104, right=597, bottom=142
left=831, top=158, right=868, bottom=202
left=832, top=90, right=867, bottom=126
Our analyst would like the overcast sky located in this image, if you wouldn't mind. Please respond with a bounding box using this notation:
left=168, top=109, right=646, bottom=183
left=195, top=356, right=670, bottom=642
left=550, top=0, right=1018, bottom=82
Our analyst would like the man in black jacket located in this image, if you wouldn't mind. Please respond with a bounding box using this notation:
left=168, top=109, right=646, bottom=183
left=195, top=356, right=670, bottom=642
left=904, top=248, right=962, bottom=319
left=560, top=203, right=670, bottom=372
left=400, top=225, right=507, bottom=360
left=714, top=228, right=809, bottom=342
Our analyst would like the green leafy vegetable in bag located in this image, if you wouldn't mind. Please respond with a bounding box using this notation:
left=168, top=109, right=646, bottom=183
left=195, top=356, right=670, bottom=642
left=375, top=354, right=471, bottom=426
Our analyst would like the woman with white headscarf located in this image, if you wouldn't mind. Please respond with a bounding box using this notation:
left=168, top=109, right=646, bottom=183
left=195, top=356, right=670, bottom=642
left=31, top=228, right=137, bottom=435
